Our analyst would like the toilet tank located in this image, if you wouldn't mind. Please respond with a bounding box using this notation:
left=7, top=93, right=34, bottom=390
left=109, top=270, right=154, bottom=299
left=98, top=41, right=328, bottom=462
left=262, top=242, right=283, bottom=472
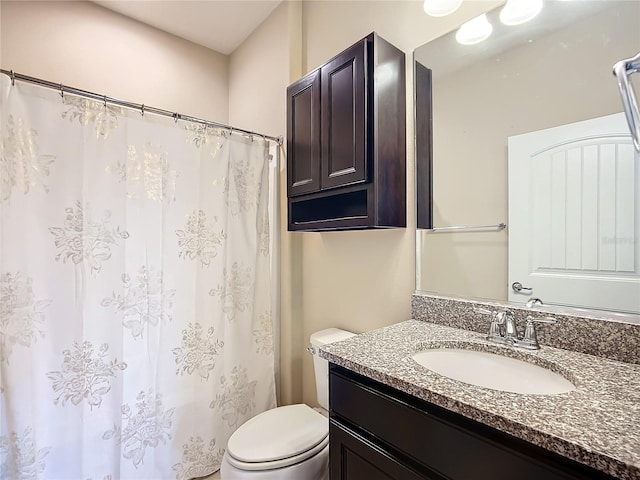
left=309, top=328, right=356, bottom=411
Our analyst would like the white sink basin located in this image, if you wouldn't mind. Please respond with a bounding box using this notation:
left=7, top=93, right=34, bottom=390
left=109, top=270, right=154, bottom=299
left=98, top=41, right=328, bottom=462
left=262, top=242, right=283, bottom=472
left=412, top=348, right=575, bottom=395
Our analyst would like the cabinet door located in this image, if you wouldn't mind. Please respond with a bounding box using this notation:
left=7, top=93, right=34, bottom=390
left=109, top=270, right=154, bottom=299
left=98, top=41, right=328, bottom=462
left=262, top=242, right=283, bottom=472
left=321, top=40, right=367, bottom=190
left=287, top=69, right=321, bottom=197
left=330, top=421, right=438, bottom=480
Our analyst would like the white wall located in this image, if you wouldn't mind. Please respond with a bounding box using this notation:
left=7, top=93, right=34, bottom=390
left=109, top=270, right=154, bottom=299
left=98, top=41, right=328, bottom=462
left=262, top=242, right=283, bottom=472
left=296, top=0, right=500, bottom=406
left=224, top=0, right=496, bottom=406
left=228, top=0, right=304, bottom=405
left=217, top=0, right=507, bottom=408
left=0, top=0, right=228, bottom=121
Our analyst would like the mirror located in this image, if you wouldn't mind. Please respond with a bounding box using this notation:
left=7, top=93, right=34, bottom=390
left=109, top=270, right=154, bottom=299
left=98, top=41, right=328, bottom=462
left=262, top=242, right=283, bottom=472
left=415, top=0, right=640, bottom=315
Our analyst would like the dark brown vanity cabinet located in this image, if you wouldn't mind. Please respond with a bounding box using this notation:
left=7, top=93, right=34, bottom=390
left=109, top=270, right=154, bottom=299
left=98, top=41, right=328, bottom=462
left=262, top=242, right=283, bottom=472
left=329, top=365, right=616, bottom=480
left=286, top=33, right=406, bottom=231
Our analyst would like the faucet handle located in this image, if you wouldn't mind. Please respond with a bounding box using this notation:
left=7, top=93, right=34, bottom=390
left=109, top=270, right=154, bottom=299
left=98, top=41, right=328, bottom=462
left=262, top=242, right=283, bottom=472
left=475, top=307, right=504, bottom=341
left=521, top=315, right=557, bottom=349
left=474, top=307, right=497, bottom=317
left=526, top=315, right=556, bottom=325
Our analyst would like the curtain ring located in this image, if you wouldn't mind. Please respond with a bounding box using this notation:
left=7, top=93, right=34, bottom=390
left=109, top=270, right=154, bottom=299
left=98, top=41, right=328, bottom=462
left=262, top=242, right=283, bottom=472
left=140, top=104, right=145, bottom=117
left=59, top=83, right=64, bottom=99
left=173, top=112, right=179, bottom=123
left=10, top=70, right=15, bottom=86
left=103, top=95, right=107, bottom=108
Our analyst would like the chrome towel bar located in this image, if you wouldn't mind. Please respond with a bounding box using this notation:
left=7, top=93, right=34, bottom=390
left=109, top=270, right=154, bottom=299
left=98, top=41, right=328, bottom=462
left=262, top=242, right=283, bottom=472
left=426, top=222, right=506, bottom=233
left=613, top=52, right=640, bottom=152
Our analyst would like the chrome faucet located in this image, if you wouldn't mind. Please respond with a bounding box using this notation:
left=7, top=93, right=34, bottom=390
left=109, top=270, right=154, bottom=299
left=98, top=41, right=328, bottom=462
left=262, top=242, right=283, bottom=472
left=475, top=307, right=556, bottom=350
left=475, top=307, right=517, bottom=345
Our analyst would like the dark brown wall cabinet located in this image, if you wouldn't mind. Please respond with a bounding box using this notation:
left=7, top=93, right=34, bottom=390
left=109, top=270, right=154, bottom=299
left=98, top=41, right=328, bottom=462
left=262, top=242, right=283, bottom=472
left=286, top=33, right=406, bottom=231
left=415, top=62, right=433, bottom=230
left=329, top=365, right=616, bottom=480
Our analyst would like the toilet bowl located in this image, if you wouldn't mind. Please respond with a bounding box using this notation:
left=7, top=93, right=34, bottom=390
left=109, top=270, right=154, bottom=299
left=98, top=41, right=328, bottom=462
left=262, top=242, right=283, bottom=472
left=220, top=328, right=355, bottom=480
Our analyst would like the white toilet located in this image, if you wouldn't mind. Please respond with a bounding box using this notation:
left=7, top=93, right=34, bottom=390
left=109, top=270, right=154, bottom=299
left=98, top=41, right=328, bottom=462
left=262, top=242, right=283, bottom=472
left=220, top=328, right=355, bottom=480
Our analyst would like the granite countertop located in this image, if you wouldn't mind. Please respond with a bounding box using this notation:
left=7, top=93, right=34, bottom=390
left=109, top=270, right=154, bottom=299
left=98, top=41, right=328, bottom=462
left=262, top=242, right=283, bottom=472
left=320, top=320, right=640, bottom=480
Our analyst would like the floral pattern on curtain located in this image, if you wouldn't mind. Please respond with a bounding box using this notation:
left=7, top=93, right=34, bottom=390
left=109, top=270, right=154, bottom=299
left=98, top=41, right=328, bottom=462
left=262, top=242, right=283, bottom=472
left=0, top=75, right=276, bottom=480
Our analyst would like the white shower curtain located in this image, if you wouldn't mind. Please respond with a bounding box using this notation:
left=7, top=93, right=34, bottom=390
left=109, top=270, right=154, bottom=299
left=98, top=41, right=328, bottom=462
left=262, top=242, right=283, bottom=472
left=0, top=75, right=276, bottom=479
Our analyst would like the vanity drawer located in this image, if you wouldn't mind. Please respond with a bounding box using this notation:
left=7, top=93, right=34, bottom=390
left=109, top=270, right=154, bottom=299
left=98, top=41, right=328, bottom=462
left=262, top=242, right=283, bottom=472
left=329, top=365, right=612, bottom=480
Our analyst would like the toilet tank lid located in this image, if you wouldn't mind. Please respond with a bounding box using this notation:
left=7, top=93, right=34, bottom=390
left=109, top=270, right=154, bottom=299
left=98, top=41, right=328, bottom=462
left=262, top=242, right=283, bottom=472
left=310, top=328, right=356, bottom=347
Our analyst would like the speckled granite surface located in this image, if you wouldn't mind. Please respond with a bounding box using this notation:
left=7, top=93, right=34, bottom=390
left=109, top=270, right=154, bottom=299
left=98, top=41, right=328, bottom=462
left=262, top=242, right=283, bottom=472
left=412, top=292, right=640, bottom=364
left=320, top=320, right=640, bottom=480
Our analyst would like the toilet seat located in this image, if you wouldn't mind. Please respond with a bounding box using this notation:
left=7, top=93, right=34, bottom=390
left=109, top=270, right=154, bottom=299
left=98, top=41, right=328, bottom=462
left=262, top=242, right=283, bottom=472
left=226, top=404, right=328, bottom=471
left=226, top=436, right=329, bottom=471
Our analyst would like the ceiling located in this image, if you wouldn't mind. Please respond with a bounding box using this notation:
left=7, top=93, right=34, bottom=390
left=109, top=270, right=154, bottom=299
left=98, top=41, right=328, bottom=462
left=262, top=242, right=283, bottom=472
left=93, top=0, right=282, bottom=55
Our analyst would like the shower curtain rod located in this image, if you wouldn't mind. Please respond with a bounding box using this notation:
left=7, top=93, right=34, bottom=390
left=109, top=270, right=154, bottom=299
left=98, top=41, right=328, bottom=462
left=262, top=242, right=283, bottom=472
left=1, top=69, right=283, bottom=145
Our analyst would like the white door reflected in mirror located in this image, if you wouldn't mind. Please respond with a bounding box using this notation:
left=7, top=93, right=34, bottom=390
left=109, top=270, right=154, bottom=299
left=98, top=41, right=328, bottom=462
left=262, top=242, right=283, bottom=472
left=508, top=112, right=640, bottom=315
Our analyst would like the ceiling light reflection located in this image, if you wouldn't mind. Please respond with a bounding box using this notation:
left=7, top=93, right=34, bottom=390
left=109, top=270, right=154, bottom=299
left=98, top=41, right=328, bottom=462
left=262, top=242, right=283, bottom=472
left=456, top=14, right=493, bottom=45
left=423, top=0, right=464, bottom=17
left=499, top=0, right=544, bottom=26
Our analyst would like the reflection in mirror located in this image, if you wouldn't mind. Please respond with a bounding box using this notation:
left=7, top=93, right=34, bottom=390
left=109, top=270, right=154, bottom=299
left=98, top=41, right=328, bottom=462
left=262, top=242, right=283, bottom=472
left=415, top=0, right=640, bottom=316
